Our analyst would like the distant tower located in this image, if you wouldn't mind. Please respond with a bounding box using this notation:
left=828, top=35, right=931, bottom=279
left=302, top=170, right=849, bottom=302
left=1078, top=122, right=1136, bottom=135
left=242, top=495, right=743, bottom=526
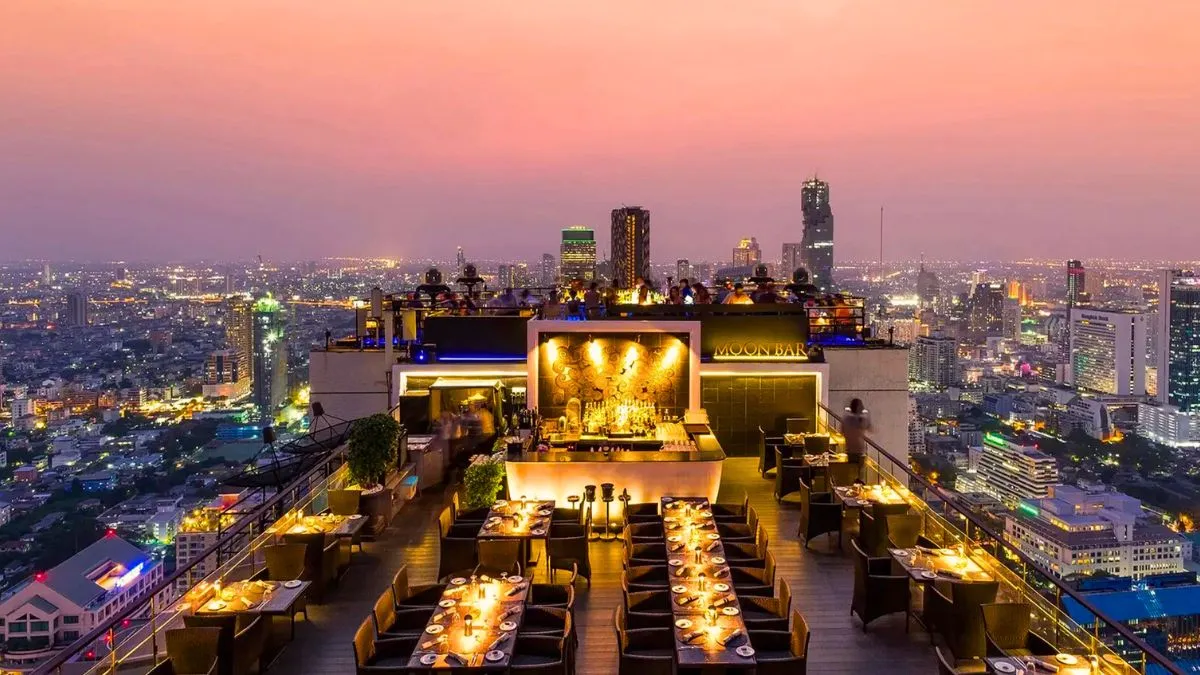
left=1158, top=270, right=1200, bottom=410
left=1067, top=260, right=1087, bottom=306
left=42, top=263, right=52, bottom=287
left=800, top=177, right=834, bottom=291
left=781, top=243, right=803, bottom=276
left=559, top=226, right=596, bottom=282
left=539, top=254, right=557, bottom=288
left=456, top=247, right=466, bottom=278
left=65, top=291, right=88, bottom=327
left=225, top=296, right=254, bottom=390
left=676, top=259, right=691, bottom=283
left=251, top=296, right=287, bottom=423
left=610, top=206, right=651, bottom=289
left=224, top=267, right=235, bottom=296
left=731, top=238, right=762, bottom=268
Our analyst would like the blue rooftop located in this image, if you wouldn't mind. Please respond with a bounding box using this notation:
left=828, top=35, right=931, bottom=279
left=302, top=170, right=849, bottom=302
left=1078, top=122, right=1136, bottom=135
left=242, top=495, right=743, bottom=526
left=1064, top=584, right=1200, bottom=625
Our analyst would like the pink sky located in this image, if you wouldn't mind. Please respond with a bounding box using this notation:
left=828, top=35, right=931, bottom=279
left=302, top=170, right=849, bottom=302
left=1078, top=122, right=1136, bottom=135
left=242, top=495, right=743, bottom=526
left=2, top=1, right=1199, bottom=262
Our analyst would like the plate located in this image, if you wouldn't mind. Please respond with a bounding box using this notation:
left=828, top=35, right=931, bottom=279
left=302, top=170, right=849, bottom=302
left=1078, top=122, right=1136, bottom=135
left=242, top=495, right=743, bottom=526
left=700, top=511, right=713, bottom=518
left=485, top=650, right=506, bottom=663
left=992, top=662, right=1016, bottom=674
left=495, top=500, right=508, bottom=507
left=667, top=535, right=682, bottom=543
left=488, top=516, right=502, bottom=523
left=1055, top=654, right=1079, bottom=666
left=714, top=583, right=730, bottom=592
left=283, top=580, right=302, bottom=589
left=662, top=497, right=674, bottom=503
left=675, top=618, right=693, bottom=629
left=500, top=620, right=518, bottom=632
left=893, top=550, right=910, bottom=557
left=668, top=559, right=683, bottom=566
left=205, top=601, right=227, bottom=611
left=420, top=654, right=438, bottom=666
left=711, top=556, right=726, bottom=565
left=735, top=645, right=755, bottom=658
left=538, top=509, right=552, bottom=516
left=707, top=533, right=721, bottom=540
left=671, top=585, right=687, bottom=594
left=722, top=606, right=739, bottom=616
left=424, top=624, right=444, bottom=635
left=856, top=499, right=871, bottom=507
left=451, top=577, right=468, bottom=585
left=438, top=599, right=456, bottom=608
left=348, top=514, right=363, bottom=520
left=507, top=575, right=524, bottom=583
left=532, top=529, right=546, bottom=536
left=920, top=570, right=937, bottom=580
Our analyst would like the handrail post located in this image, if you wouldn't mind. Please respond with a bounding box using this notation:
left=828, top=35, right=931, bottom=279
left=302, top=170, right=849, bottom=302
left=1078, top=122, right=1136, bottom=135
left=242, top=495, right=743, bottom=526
left=150, top=593, right=159, bottom=663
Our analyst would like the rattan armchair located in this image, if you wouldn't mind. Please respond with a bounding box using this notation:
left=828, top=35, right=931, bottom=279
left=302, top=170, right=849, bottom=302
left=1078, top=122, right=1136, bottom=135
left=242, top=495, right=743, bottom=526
left=529, top=581, right=575, bottom=612
left=614, top=606, right=674, bottom=675
left=390, top=564, right=445, bottom=609
left=329, top=489, right=362, bottom=516
left=451, top=492, right=492, bottom=523
left=740, top=578, right=791, bottom=631
left=886, top=513, right=938, bottom=550
left=747, top=610, right=810, bottom=675
left=936, top=580, right=1000, bottom=660
left=799, top=478, right=842, bottom=550
left=850, top=539, right=910, bottom=632
left=775, top=451, right=808, bottom=505
left=352, top=616, right=419, bottom=674
left=981, top=602, right=1057, bottom=658
left=547, top=534, right=591, bottom=586
left=624, top=502, right=661, bottom=524
left=935, top=644, right=987, bottom=675
left=509, top=634, right=567, bottom=674
left=371, top=588, right=433, bottom=638
left=439, top=505, right=481, bottom=538
left=437, top=535, right=479, bottom=582
left=163, top=627, right=221, bottom=675
left=710, top=492, right=750, bottom=521
left=730, top=549, right=777, bottom=597
left=477, top=538, right=522, bottom=576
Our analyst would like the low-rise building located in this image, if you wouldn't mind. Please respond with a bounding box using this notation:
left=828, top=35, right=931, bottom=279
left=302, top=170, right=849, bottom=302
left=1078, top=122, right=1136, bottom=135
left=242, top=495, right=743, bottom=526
left=1005, top=485, right=1190, bottom=580
left=955, top=432, right=1058, bottom=507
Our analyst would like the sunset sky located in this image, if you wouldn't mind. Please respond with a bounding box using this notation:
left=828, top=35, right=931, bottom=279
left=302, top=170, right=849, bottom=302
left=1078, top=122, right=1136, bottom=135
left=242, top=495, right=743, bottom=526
left=2, top=1, right=1199, bottom=263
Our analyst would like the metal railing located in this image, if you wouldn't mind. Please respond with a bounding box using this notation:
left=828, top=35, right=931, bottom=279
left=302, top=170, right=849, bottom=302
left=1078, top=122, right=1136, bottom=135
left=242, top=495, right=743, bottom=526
left=818, top=403, right=1185, bottom=675
left=30, top=419, right=372, bottom=675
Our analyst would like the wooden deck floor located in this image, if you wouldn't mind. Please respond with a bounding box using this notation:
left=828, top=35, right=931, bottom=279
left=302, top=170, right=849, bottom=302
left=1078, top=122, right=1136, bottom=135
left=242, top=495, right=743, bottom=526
left=271, top=458, right=935, bottom=674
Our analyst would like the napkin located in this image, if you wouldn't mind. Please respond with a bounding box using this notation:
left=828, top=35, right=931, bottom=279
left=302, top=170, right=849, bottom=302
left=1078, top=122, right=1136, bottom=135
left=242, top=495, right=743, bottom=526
left=720, top=628, right=744, bottom=646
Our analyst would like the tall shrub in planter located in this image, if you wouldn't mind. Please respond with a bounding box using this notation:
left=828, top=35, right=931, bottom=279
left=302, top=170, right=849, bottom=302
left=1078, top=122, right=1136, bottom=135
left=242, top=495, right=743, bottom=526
left=347, top=413, right=400, bottom=489
left=463, top=453, right=506, bottom=509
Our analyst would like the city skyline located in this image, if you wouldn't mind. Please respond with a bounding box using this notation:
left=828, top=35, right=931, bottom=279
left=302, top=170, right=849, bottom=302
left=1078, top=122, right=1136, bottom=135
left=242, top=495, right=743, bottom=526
left=3, top=2, right=1200, bottom=261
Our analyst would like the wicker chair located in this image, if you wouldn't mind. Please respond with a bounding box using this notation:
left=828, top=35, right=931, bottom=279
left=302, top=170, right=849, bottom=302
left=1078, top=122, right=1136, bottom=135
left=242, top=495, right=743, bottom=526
left=437, top=535, right=479, bottom=582
left=758, top=426, right=777, bottom=478
left=710, top=492, right=749, bottom=521
left=621, top=565, right=671, bottom=594
left=451, top=492, right=492, bottom=522
left=180, top=614, right=262, bottom=675
left=798, top=478, right=842, bottom=550
left=717, top=506, right=759, bottom=541
left=850, top=539, right=910, bottom=632
left=776, top=451, right=807, bottom=506
left=748, top=610, right=810, bottom=675
left=740, top=578, right=791, bottom=631
left=627, top=521, right=663, bottom=541
left=623, top=538, right=666, bottom=569
left=439, top=505, right=480, bottom=538
left=827, top=461, right=861, bottom=488
left=163, top=627, right=221, bottom=675
left=624, top=502, right=661, bottom=524
left=730, top=549, right=777, bottom=597
left=390, top=564, right=445, bottom=609
left=282, top=531, right=336, bottom=603
left=614, top=606, right=674, bottom=675
left=352, top=616, right=419, bottom=674
left=933, top=580, right=999, bottom=660
left=981, top=602, right=1057, bottom=658
left=371, top=588, right=433, bottom=638
left=935, top=644, right=987, bottom=675
left=329, top=489, right=362, bottom=516
left=509, top=634, right=567, bottom=674
left=529, top=580, right=575, bottom=612
left=547, top=534, right=591, bottom=586
left=886, top=513, right=938, bottom=550
left=477, top=539, right=522, bottom=576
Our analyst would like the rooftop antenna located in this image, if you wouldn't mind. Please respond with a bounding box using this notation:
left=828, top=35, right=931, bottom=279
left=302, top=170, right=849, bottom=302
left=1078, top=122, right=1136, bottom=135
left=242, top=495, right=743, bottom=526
left=878, top=206, right=885, bottom=281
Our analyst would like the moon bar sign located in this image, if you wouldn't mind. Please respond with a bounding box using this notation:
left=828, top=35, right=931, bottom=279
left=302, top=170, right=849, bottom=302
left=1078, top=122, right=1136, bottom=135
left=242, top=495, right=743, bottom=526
left=712, top=341, right=809, bottom=361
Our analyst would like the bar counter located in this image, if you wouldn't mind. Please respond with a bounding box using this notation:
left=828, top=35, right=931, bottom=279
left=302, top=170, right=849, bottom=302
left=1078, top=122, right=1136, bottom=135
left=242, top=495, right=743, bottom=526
left=504, top=425, right=725, bottom=524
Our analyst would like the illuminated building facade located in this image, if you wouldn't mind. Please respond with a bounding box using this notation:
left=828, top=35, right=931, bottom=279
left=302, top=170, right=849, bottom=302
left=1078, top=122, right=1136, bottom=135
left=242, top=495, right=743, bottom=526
left=1158, top=270, right=1200, bottom=411
left=252, top=296, right=288, bottom=422
left=675, top=259, right=690, bottom=283
left=910, top=332, right=958, bottom=389
left=800, top=178, right=834, bottom=291
left=1069, top=308, right=1147, bottom=396
left=559, top=226, right=596, bottom=282
left=0, top=536, right=167, bottom=664
left=610, top=206, right=650, bottom=289
left=956, top=432, right=1057, bottom=507
left=65, top=291, right=88, bottom=327
left=916, top=262, right=940, bottom=307
left=781, top=243, right=803, bottom=276
left=1005, top=485, right=1188, bottom=580
left=967, top=282, right=1007, bottom=341
left=202, top=349, right=250, bottom=400
left=1067, top=259, right=1088, bottom=305
left=225, top=297, right=253, bottom=389
left=731, top=237, right=762, bottom=268
left=539, top=253, right=556, bottom=288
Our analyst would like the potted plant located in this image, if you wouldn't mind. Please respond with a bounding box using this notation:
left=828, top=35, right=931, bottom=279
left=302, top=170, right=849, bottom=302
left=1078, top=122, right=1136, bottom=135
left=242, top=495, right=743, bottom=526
left=463, top=451, right=506, bottom=509
left=347, top=413, right=400, bottom=532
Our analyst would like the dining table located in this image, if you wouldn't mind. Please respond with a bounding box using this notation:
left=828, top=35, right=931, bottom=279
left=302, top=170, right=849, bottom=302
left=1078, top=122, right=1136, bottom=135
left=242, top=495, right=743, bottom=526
left=280, top=512, right=368, bottom=538
left=477, top=499, right=554, bottom=540
left=190, top=578, right=312, bottom=637
left=660, top=496, right=756, bottom=667
left=833, top=483, right=908, bottom=508
left=406, top=573, right=532, bottom=670
left=888, top=546, right=994, bottom=583
left=986, top=653, right=1121, bottom=674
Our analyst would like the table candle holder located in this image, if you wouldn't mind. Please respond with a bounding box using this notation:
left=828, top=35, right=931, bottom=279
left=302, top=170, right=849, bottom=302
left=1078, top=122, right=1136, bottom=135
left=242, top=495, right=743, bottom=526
left=464, top=614, right=474, bottom=637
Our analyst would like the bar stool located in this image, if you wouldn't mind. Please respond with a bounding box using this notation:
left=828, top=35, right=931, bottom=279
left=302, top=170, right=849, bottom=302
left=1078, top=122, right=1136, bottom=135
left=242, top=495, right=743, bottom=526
left=600, top=483, right=616, bottom=541
left=584, top=485, right=598, bottom=541
left=618, top=488, right=632, bottom=533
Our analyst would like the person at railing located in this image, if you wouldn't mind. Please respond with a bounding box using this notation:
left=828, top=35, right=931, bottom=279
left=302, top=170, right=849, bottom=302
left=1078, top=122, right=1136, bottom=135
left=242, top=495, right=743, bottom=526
left=842, top=398, right=871, bottom=466
left=678, top=278, right=693, bottom=303
left=754, top=282, right=781, bottom=303
left=722, top=282, right=754, bottom=305
left=584, top=282, right=602, bottom=317
left=667, top=285, right=683, bottom=305
left=692, top=282, right=712, bottom=304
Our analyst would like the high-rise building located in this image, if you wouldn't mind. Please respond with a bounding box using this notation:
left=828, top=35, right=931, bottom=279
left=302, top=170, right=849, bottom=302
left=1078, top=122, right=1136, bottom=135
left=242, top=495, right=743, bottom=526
left=731, top=237, right=762, bottom=268
left=675, top=259, right=691, bottom=283
left=252, top=296, right=288, bottom=422
left=1005, top=485, right=1188, bottom=580
left=800, top=177, right=834, bottom=291
left=910, top=332, right=958, bottom=389
left=917, top=262, right=940, bottom=307
left=202, top=349, right=250, bottom=400
left=968, top=282, right=1006, bottom=340
left=611, top=206, right=651, bottom=289
left=955, top=432, right=1058, bottom=507
left=65, top=291, right=88, bottom=327
left=456, top=247, right=466, bottom=278
left=781, top=243, right=803, bottom=277
left=226, top=297, right=254, bottom=388
left=1067, top=260, right=1087, bottom=305
left=1069, top=308, right=1147, bottom=396
left=42, top=262, right=51, bottom=287
left=1158, top=270, right=1200, bottom=411
left=224, top=266, right=235, bottom=295
left=539, top=253, right=557, bottom=288
left=559, top=226, right=596, bottom=282
left=496, top=264, right=517, bottom=289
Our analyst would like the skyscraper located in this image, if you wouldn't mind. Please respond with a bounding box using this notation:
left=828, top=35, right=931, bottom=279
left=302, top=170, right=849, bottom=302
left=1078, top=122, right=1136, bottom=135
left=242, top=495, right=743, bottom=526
left=800, top=177, right=834, bottom=291
left=968, top=282, right=1007, bottom=340
left=539, top=254, right=557, bottom=288
left=252, top=296, right=288, bottom=422
left=559, top=226, right=596, bottom=282
left=731, top=237, right=762, bottom=267
left=1067, top=260, right=1087, bottom=305
left=916, top=262, right=940, bottom=307
left=910, top=332, right=958, bottom=389
left=225, top=296, right=254, bottom=390
left=1158, top=270, right=1200, bottom=411
left=610, top=206, right=650, bottom=289
left=456, top=247, right=466, bottom=278
left=781, top=243, right=803, bottom=276
left=65, top=292, right=88, bottom=327
left=1069, top=308, right=1147, bottom=396
left=496, top=264, right=516, bottom=289
left=675, top=259, right=691, bottom=283
left=42, top=263, right=51, bottom=287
